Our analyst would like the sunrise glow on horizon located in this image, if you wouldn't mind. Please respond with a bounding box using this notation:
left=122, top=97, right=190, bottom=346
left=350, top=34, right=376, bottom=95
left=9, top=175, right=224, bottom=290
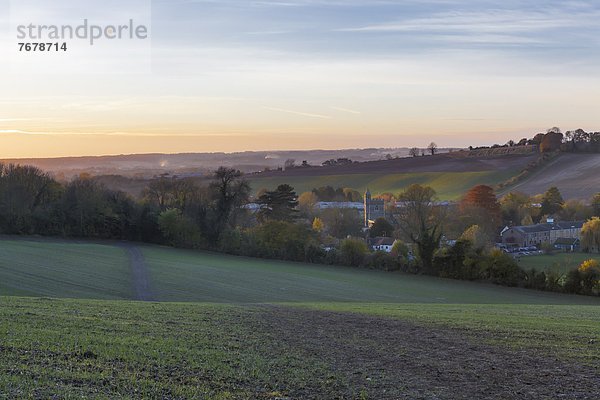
left=1, top=0, right=599, bottom=158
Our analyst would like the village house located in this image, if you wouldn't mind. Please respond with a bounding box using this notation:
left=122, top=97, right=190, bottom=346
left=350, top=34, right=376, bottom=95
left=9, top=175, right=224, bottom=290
left=369, top=237, right=396, bottom=253
left=500, top=218, right=584, bottom=249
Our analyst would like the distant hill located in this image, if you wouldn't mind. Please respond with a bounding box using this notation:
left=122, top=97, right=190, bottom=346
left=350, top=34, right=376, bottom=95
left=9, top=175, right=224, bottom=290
left=0, top=148, right=446, bottom=179
left=7, top=146, right=597, bottom=201
left=248, top=152, right=538, bottom=200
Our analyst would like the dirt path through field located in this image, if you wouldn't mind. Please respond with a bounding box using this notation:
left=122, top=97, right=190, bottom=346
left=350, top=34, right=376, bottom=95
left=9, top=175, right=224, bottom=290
left=120, top=244, right=156, bottom=302
left=254, top=306, right=599, bottom=399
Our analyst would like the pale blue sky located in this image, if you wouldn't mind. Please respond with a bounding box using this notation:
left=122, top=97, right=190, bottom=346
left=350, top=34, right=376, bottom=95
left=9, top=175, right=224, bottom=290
left=1, top=0, right=599, bottom=157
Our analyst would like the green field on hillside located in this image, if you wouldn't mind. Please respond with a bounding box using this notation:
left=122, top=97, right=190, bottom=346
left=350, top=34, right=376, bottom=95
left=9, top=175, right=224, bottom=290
left=249, top=170, right=517, bottom=199
left=1, top=298, right=598, bottom=398
left=1, top=238, right=599, bottom=305
left=0, top=240, right=131, bottom=299
left=517, top=253, right=600, bottom=274
left=142, top=246, right=598, bottom=305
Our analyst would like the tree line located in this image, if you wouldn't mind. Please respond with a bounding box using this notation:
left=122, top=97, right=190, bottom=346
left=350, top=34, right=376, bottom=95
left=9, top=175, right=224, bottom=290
left=1, top=162, right=599, bottom=296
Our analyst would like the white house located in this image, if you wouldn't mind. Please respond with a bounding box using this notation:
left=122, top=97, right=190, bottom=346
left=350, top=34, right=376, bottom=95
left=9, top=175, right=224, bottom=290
left=370, top=237, right=396, bottom=253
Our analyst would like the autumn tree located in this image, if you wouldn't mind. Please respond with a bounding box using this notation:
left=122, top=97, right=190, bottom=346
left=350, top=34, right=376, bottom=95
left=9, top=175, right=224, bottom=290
left=396, top=184, right=444, bottom=273
left=592, top=193, right=600, bottom=217
left=298, top=191, right=318, bottom=217
left=391, top=240, right=409, bottom=257
left=460, top=185, right=502, bottom=231
left=541, top=186, right=564, bottom=216
left=500, top=191, right=534, bottom=225
left=558, top=199, right=593, bottom=221
left=529, top=133, right=546, bottom=146
left=521, top=214, right=534, bottom=226
left=578, top=259, right=600, bottom=294
left=581, top=217, right=600, bottom=253
left=540, top=130, right=564, bottom=153
left=460, top=225, right=490, bottom=250
left=312, top=217, right=324, bottom=233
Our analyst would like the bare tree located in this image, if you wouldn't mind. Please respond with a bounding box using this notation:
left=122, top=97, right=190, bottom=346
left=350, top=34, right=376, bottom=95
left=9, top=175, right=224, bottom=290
left=409, top=147, right=420, bottom=157
left=547, top=127, right=562, bottom=134
left=284, top=159, right=296, bottom=169
left=427, top=142, right=438, bottom=155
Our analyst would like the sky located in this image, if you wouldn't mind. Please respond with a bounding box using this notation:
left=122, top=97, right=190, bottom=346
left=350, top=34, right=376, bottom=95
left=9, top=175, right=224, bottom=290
left=1, top=0, right=599, bottom=158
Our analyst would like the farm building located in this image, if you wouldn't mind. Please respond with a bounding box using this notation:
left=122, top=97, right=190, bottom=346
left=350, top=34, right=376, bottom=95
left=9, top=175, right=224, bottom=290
left=501, top=218, right=584, bottom=248
left=554, top=237, right=580, bottom=252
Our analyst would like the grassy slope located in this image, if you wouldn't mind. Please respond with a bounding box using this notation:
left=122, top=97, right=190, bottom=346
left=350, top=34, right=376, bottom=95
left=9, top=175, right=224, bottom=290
left=517, top=253, right=600, bottom=274
left=249, top=170, right=516, bottom=200
left=0, top=240, right=132, bottom=299
left=142, top=246, right=599, bottom=305
left=1, top=239, right=598, bottom=305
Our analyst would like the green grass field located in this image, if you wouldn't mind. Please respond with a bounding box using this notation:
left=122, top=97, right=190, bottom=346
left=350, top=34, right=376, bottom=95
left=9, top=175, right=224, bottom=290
left=1, top=238, right=599, bottom=398
left=249, top=170, right=517, bottom=200
left=2, top=239, right=598, bottom=305
left=142, top=246, right=599, bottom=304
left=517, top=253, right=600, bottom=274
left=0, top=239, right=131, bottom=299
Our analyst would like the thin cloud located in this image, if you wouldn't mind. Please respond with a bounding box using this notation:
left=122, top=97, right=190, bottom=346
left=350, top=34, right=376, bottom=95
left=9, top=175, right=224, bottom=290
left=262, top=106, right=331, bottom=119
left=338, top=9, right=599, bottom=34
left=331, top=106, right=361, bottom=115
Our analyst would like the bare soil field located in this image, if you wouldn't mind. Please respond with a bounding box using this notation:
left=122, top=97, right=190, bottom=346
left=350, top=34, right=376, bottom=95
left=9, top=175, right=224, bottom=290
left=255, top=306, right=599, bottom=400
left=507, top=153, right=600, bottom=199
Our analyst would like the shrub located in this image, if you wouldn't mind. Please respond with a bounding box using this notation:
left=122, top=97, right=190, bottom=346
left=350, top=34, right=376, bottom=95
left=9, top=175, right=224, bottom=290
left=250, top=220, right=317, bottom=262
left=158, top=209, right=203, bottom=248
left=363, top=251, right=399, bottom=271
left=339, top=238, right=369, bottom=267
left=524, top=268, right=547, bottom=290
left=480, top=248, right=524, bottom=286
left=578, top=259, right=600, bottom=295
left=563, top=269, right=583, bottom=294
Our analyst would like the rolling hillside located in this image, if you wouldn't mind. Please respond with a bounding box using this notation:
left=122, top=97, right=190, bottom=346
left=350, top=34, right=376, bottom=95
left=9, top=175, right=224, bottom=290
left=503, top=153, right=600, bottom=200
left=249, top=151, right=600, bottom=200
left=249, top=152, right=537, bottom=199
